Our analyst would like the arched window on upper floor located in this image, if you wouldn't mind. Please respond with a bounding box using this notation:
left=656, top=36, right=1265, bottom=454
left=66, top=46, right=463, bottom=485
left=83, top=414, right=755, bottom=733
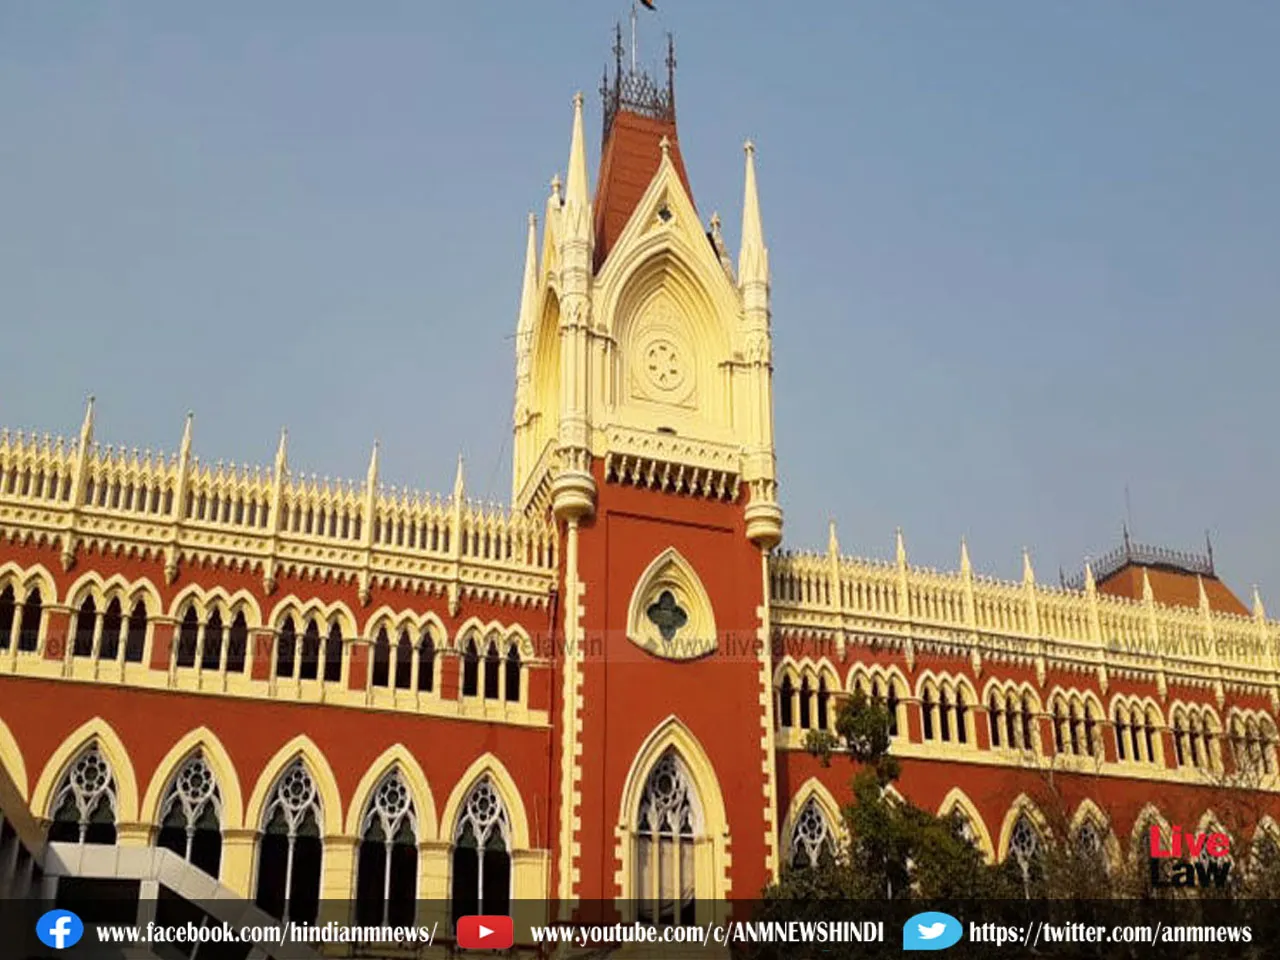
left=371, top=628, right=391, bottom=688
left=125, top=600, right=148, bottom=663
left=633, top=751, right=698, bottom=927
left=505, top=644, right=521, bottom=703
left=355, top=769, right=418, bottom=928
left=395, top=630, right=413, bottom=691
left=483, top=639, right=501, bottom=701
left=1230, top=713, right=1276, bottom=778
left=418, top=629, right=436, bottom=693
left=798, top=678, right=812, bottom=730
left=461, top=637, right=480, bottom=698
left=789, top=798, right=834, bottom=870
left=989, top=694, right=1004, bottom=748
left=0, top=585, right=15, bottom=650
left=298, top=620, right=321, bottom=681
left=17, top=587, right=42, bottom=652
left=778, top=675, right=794, bottom=729
left=73, top=597, right=97, bottom=657
left=47, top=744, right=117, bottom=845
left=155, top=752, right=222, bottom=878
left=254, top=761, right=322, bottom=925
left=450, top=778, right=511, bottom=926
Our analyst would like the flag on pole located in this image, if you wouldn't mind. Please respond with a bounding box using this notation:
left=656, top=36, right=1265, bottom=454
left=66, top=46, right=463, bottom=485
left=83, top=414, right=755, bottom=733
left=639, top=0, right=656, bottom=9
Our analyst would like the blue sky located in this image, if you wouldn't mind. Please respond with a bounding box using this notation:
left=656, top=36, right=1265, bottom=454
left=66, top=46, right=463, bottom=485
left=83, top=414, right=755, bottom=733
left=1, top=2, right=1277, bottom=602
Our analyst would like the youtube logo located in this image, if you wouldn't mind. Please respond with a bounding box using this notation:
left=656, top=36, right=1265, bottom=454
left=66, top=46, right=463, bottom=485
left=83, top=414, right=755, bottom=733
left=456, top=915, right=514, bottom=950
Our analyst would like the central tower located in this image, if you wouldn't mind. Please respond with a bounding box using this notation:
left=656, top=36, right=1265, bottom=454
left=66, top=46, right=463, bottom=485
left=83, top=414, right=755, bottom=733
left=511, top=27, right=783, bottom=917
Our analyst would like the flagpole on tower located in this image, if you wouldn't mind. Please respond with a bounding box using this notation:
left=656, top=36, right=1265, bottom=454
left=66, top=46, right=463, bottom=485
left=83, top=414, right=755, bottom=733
left=630, top=1, right=638, bottom=73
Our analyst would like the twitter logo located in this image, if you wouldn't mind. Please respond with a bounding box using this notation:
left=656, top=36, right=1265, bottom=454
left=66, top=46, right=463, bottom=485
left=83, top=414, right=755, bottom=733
left=903, top=912, right=963, bottom=951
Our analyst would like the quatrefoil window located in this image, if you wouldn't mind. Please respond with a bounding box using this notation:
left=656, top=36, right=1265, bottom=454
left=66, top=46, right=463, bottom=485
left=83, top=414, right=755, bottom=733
left=656, top=204, right=672, bottom=223
left=646, top=590, right=688, bottom=643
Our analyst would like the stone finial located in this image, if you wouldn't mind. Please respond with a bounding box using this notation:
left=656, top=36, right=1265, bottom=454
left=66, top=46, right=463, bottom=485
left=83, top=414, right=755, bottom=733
left=453, top=453, right=466, bottom=500
left=1022, top=547, right=1035, bottom=586
left=827, top=519, right=839, bottom=557
left=1253, top=585, right=1266, bottom=621
left=80, top=395, right=96, bottom=447
left=959, top=537, right=972, bottom=576
left=180, top=412, right=194, bottom=461
left=895, top=527, right=907, bottom=568
left=659, top=134, right=671, bottom=157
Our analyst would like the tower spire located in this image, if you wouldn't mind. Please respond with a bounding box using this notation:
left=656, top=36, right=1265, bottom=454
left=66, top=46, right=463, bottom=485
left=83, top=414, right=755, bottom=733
left=518, top=213, right=539, bottom=334
left=738, top=140, right=768, bottom=286
left=565, top=93, right=590, bottom=216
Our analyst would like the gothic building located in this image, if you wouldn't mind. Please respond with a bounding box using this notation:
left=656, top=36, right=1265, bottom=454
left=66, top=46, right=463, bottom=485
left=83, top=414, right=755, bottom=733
left=1, top=31, right=1278, bottom=948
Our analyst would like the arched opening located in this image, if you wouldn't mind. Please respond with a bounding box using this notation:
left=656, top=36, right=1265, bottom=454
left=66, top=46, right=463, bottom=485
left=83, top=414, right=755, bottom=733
left=299, top=619, right=321, bottom=681
left=0, top=585, right=15, bottom=649
left=371, top=627, right=391, bottom=688
left=462, top=638, right=480, bottom=698
left=417, top=630, right=435, bottom=692
left=789, top=797, right=834, bottom=870
left=505, top=645, right=521, bottom=703
left=450, top=778, right=511, bottom=924
left=156, top=752, right=222, bottom=878
left=47, top=743, right=118, bottom=845
left=394, top=631, right=413, bottom=691
left=125, top=600, right=147, bottom=662
left=17, top=587, right=42, bottom=651
left=275, top=617, right=297, bottom=679
left=254, top=760, right=323, bottom=924
left=355, top=769, right=418, bottom=927
left=100, top=598, right=123, bottom=661
left=778, top=675, right=794, bottom=728
left=72, top=596, right=96, bottom=657
left=1008, top=813, right=1044, bottom=898
left=201, top=609, right=224, bottom=671
left=177, top=607, right=199, bottom=668
left=323, top=623, right=343, bottom=683
left=227, top=612, right=248, bottom=673
left=483, top=640, right=501, bottom=700
left=634, top=750, right=699, bottom=927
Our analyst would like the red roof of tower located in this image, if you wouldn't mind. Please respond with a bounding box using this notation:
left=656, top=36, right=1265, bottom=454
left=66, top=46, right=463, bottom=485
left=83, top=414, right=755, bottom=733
left=1066, top=535, right=1249, bottom=616
left=593, top=30, right=694, bottom=271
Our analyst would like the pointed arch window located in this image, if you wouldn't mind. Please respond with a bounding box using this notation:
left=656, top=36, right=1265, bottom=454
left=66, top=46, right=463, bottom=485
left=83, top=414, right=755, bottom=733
left=394, top=631, right=413, bottom=691
left=17, top=587, right=42, bottom=652
left=0, top=585, right=15, bottom=650
left=798, top=678, right=812, bottom=730
left=816, top=678, right=829, bottom=731
left=885, top=681, right=900, bottom=737
left=73, top=596, right=96, bottom=657
left=125, top=601, right=148, bottom=663
left=1115, top=709, right=1128, bottom=761
left=227, top=612, right=248, bottom=673
left=177, top=607, right=199, bottom=668
left=254, top=761, right=323, bottom=924
left=156, top=753, right=222, bottom=877
left=299, top=619, right=321, bottom=681
left=355, top=769, right=418, bottom=928
left=921, top=689, right=935, bottom=740
left=789, top=798, right=834, bottom=870
left=462, top=638, right=480, bottom=698
left=505, top=644, right=521, bottom=703
left=483, top=640, right=501, bottom=700
left=948, top=806, right=978, bottom=848
left=201, top=610, right=224, bottom=671
left=989, top=694, right=1003, bottom=747
left=1009, top=813, right=1043, bottom=898
left=417, top=629, right=435, bottom=693
left=778, top=675, right=794, bottom=728
left=634, top=751, right=699, bottom=927
left=371, top=627, right=391, bottom=688
left=450, top=778, right=511, bottom=925
left=100, top=598, right=123, bottom=661
left=323, top=623, right=343, bottom=683
left=47, top=744, right=117, bottom=845
left=938, top=688, right=952, bottom=741
left=275, top=617, right=297, bottom=679
left=1073, top=820, right=1106, bottom=872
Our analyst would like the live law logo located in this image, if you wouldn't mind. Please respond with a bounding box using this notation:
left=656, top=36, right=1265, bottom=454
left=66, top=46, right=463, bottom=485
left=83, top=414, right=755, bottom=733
left=1147, top=824, right=1232, bottom=889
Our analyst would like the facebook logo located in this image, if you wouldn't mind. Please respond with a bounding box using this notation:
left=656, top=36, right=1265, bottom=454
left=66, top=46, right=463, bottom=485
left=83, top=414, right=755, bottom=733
left=36, top=910, right=85, bottom=950
left=903, top=911, right=963, bottom=951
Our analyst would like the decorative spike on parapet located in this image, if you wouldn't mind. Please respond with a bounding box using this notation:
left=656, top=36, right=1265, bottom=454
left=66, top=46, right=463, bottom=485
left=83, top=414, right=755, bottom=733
left=79, top=395, right=96, bottom=448
left=366, top=439, right=380, bottom=489
left=453, top=453, right=466, bottom=501
left=179, top=412, right=194, bottom=462
left=1083, top=558, right=1097, bottom=594
left=738, top=140, right=768, bottom=288
left=274, top=427, right=288, bottom=476
left=1141, top=566, right=1155, bottom=604
left=895, top=527, right=907, bottom=569
left=1022, top=547, right=1036, bottom=585
left=960, top=537, right=972, bottom=577
left=827, top=519, right=840, bottom=557
left=563, top=92, right=592, bottom=240
left=1197, top=574, right=1211, bottom=614
left=1255, top=585, right=1267, bottom=621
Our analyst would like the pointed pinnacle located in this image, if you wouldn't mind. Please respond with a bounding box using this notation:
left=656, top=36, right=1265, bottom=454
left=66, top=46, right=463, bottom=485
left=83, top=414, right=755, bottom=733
left=275, top=427, right=288, bottom=473
left=367, top=439, right=380, bottom=486
left=1197, top=574, right=1211, bottom=612
left=565, top=92, right=589, bottom=212
left=1253, top=585, right=1266, bottom=620
left=180, top=411, right=194, bottom=458
left=738, top=138, right=767, bottom=283
left=1022, top=547, right=1035, bottom=585
left=895, top=527, right=906, bottom=567
left=454, top=453, right=466, bottom=498
left=80, top=395, right=96, bottom=445
left=1084, top=559, right=1096, bottom=592
left=827, top=519, right=839, bottom=557
left=1141, top=566, right=1154, bottom=603
left=518, top=212, right=540, bottom=336
left=959, top=537, right=972, bottom=575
